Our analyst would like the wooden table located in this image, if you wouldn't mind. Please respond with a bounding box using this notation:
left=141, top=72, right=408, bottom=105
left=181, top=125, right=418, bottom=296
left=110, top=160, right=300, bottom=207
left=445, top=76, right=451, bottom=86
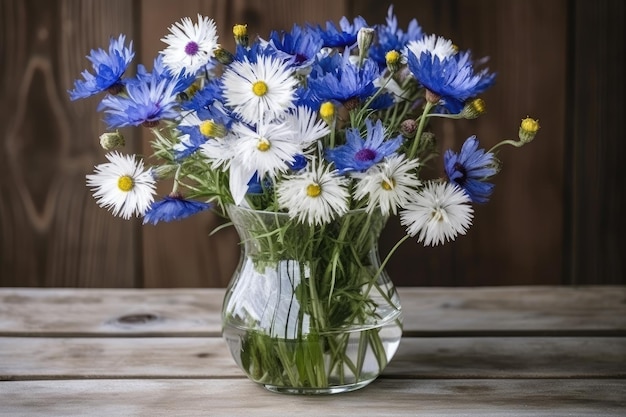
left=1, top=286, right=625, bottom=416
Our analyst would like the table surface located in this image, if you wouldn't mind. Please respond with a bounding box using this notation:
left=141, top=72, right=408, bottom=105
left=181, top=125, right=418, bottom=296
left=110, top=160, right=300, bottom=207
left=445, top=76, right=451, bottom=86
left=0, top=286, right=625, bottom=417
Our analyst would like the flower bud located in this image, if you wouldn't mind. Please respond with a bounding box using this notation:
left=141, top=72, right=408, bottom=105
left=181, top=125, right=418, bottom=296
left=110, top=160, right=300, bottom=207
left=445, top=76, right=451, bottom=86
left=519, top=117, right=540, bottom=143
left=385, top=50, right=401, bottom=73
left=200, top=120, right=227, bottom=138
left=357, top=27, right=375, bottom=55
left=319, top=101, right=335, bottom=125
left=420, top=131, right=436, bottom=151
left=400, top=119, right=417, bottom=138
left=214, top=47, right=234, bottom=65
left=151, top=164, right=177, bottom=180
left=99, top=130, right=125, bottom=150
left=460, top=98, right=486, bottom=119
left=233, top=24, right=248, bottom=47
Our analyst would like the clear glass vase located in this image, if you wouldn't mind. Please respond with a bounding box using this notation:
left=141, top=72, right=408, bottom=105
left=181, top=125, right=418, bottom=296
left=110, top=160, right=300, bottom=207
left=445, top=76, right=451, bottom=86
left=221, top=205, right=403, bottom=394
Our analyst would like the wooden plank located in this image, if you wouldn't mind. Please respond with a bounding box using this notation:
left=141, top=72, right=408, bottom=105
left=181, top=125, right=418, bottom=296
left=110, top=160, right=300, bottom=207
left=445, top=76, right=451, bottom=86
left=0, top=288, right=224, bottom=336
left=0, top=338, right=240, bottom=380
left=0, top=0, right=141, bottom=287
left=568, top=0, right=625, bottom=284
left=1, top=336, right=624, bottom=380
left=357, top=0, right=569, bottom=286
left=1, top=287, right=624, bottom=336
left=0, top=379, right=624, bottom=416
left=137, top=0, right=350, bottom=287
left=398, top=286, right=626, bottom=335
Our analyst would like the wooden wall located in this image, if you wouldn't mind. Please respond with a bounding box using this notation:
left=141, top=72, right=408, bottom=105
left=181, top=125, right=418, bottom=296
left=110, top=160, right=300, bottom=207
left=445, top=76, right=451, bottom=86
left=1, top=0, right=623, bottom=287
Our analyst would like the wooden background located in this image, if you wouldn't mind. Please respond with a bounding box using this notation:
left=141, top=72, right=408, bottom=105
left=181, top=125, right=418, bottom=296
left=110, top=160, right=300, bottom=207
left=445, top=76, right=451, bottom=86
left=0, top=0, right=623, bottom=288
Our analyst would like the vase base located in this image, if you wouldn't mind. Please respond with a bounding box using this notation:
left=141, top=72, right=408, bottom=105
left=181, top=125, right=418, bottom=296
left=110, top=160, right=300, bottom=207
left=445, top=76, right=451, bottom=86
left=263, top=378, right=376, bottom=395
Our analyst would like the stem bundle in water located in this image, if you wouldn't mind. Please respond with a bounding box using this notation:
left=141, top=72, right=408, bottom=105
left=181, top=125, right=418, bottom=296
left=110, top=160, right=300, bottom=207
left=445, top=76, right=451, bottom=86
left=221, top=205, right=403, bottom=394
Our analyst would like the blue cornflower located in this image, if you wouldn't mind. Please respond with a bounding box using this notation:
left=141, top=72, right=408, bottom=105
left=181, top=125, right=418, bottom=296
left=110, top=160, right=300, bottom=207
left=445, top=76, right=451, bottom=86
left=143, top=195, right=211, bottom=225
left=326, top=119, right=403, bottom=172
left=267, top=24, right=324, bottom=68
left=308, top=50, right=380, bottom=108
left=315, top=16, right=368, bottom=48
left=134, top=55, right=196, bottom=96
left=294, top=86, right=322, bottom=111
left=97, top=72, right=180, bottom=128
left=444, top=135, right=497, bottom=204
left=233, top=41, right=277, bottom=64
left=369, top=6, right=424, bottom=70
left=69, top=34, right=134, bottom=100
left=407, top=46, right=496, bottom=114
left=181, top=79, right=224, bottom=112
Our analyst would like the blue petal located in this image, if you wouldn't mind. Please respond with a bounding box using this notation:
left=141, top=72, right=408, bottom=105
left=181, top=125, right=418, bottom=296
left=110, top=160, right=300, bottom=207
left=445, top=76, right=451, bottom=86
left=143, top=196, right=211, bottom=225
left=444, top=135, right=497, bottom=203
left=68, top=34, right=134, bottom=100
left=407, top=49, right=496, bottom=113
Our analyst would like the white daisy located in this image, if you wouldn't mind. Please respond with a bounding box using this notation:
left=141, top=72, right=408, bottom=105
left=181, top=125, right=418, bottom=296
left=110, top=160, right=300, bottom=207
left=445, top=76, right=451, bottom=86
left=283, top=106, right=330, bottom=148
left=277, top=162, right=349, bottom=226
left=405, top=34, right=456, bottom=63
left=400, top=181, right=473, bottom=246
left=86, top=152, right=156, bottom=219
left=231, top=119, right=301, bottom=179
left=160, top=14, right=218, bottom=76
left=222, top=55, right=297, bottom=124
left=199, top=133, right=237, bottom=170
left=226, top=119, right=301, bottom=204
left=354, top=154, right=421, bottom=216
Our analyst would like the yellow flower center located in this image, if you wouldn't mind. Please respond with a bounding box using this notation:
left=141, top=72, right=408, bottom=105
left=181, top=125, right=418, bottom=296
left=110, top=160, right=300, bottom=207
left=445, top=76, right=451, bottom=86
left=252, top=81, right=268, bottom=97
left=233, top=24, right=248, bottom=38
left=381, top=178, right=395, bottom=191
left=319, top=102, right=335, bottom=120
left=385, top=50, right=401, bottom=65
left=306, top=183, right=321, bottom=197
left=117, top=175, right=134, bottom=192
left=200, top=120, right=218, bottom=137
left=257, top=137, right=271, bottom=152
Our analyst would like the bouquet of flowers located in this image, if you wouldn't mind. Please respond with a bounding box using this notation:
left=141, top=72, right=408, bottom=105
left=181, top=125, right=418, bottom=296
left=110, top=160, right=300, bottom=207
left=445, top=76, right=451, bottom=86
left=69, top=6, right=539, bottom=393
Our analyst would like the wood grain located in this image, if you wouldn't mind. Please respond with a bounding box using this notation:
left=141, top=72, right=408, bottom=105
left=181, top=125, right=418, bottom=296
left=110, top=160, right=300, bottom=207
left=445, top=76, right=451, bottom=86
left=0, top=379, right=624, bottom=416
left=0, top=286, right=624, bottom=416
left=1, top=287, right=624, bottom=336
left=137, top=0, right=349, bottom=288
left=1, top=336, right=624, bottom=380
left=0, top=0, right=141, bottom=287
left=568, top=0, right=625, bottom=284
left=0, top=0, right=624, bottom=288
left=357, top=0, right=568, bottom=286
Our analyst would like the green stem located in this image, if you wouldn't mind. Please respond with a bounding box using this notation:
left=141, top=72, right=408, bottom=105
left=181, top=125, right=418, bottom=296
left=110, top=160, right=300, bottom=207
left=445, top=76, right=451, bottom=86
left=426, top=112, right=464, bottom=120
left=171, top=164, right=182, bottom=195
left=488, top=138, right=526, bottom=153
left=367, top=234, right=411, bottom=309
left=408, top=101, right=435, bottom=160
left=356, top=72, right=395, bottom=122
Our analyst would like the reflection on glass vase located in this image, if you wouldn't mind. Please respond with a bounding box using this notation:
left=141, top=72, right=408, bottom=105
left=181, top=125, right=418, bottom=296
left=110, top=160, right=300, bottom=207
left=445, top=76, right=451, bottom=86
left=221, top=204, right=403, bottom=394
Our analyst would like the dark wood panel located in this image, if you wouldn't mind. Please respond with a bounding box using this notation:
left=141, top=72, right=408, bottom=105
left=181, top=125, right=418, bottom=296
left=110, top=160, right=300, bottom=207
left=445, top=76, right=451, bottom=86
left=0, top=0, right=140, bottom=287
left=138, top=0, right=349, bottom=287
left=568, top=0, right=625, bottom=284
left=1, top=0, right=623, bottom=287
left=353, top=0, right=568, bottom=286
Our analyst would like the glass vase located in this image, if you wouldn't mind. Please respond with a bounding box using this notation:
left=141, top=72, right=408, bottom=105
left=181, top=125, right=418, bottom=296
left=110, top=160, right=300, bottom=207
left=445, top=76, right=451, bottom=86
left=221, top=205, right=403, bottom=394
